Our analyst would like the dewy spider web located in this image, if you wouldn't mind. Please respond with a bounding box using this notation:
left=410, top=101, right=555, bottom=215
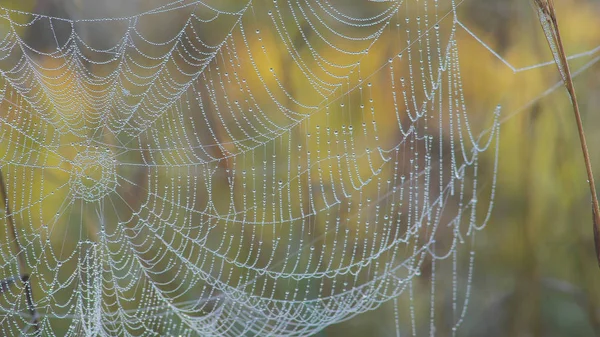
left=0, top=0, right=504, bottom=336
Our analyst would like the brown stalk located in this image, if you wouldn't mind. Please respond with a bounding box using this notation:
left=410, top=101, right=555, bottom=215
left=0, top=168, right=40, bottom=331
left=533, top=0, right=600, bottom=267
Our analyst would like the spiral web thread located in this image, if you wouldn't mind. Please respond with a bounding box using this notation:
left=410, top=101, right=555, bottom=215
left=0, top=0, right=508, bottom=336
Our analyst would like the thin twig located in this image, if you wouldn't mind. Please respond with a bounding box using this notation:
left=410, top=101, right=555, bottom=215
left=0, top=168, right=40, bottom=331
left=533, top=0, right=600, bottom=267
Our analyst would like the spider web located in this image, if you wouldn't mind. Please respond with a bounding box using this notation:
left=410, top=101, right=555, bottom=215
left=0, top=0, right=508, bottom=336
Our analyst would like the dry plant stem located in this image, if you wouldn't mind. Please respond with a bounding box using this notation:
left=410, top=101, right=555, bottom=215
left=0, top=169, right=40, bottom=331
left=534, top=0, right=600, bottom=266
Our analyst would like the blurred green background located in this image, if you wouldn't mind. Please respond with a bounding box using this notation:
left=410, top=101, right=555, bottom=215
left=1, top=0, right=600, bottom=336
left=325, top=1, right=600, bottom=336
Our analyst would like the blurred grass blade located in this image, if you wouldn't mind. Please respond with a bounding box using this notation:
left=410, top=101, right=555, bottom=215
left=533, top=0, right=600, bottom=267
left=594, top=208, right=600, bottom=267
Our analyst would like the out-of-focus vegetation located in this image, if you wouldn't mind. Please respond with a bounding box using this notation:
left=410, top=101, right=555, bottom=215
left=0, top=0, right=599, bottom=336
left=324, top=0, right=600, bottom=336
left=330, top=0, right=600, bottom=336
